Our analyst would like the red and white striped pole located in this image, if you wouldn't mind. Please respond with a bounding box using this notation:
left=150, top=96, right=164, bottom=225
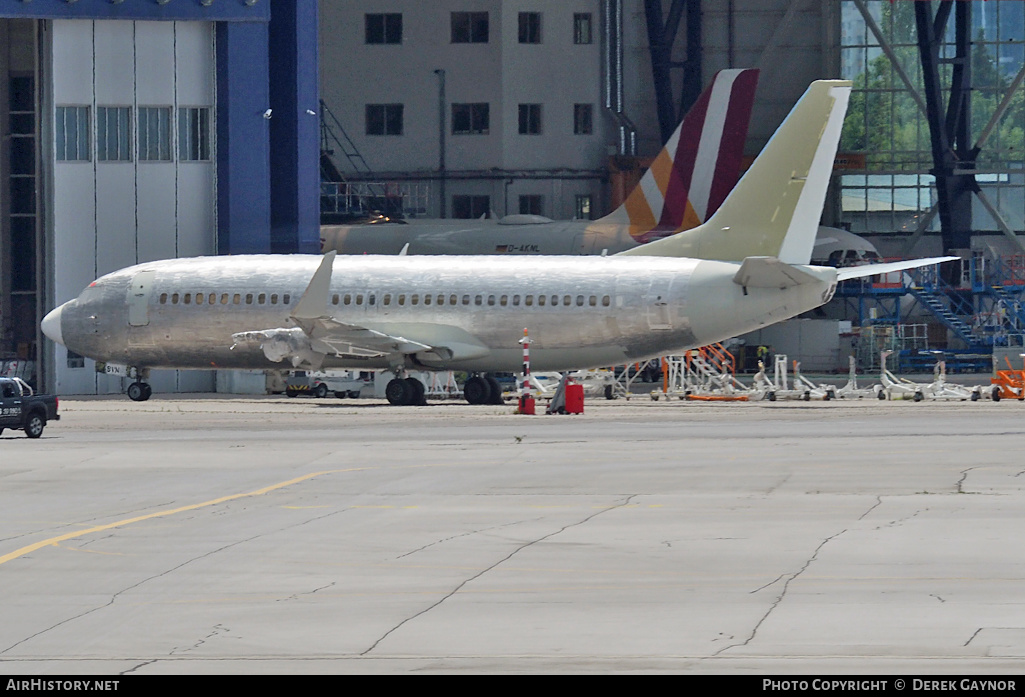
left=518, top=327, right=535, bottom=414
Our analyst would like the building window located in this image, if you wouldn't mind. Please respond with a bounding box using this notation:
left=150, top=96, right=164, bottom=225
left=574, top=104, right=593, bottom=135
left=97, top=107, right=132, bottom=161
left=519, top=195, right=543, bottom=216
left=518, top=104, right=541, bottom=135
left=452, top=195, right=490, bottom=219
left=55, top=106, right=90, bottom=161
left=138, top=107, right=172, bottom=161
left=574, top=13, right=593, bottom=44
left=452, top=103, right=489, bottom=135
left=366, top=104, right=403, bottom=136
left=365, top=13, right=402, bottom=44
left=451, top=11, right=489, bottom=43
left=519, top=12, right=541, bottom=44
left=178, top=107, right=211, bottom=161
left=575, top=194, right=593, bottom=220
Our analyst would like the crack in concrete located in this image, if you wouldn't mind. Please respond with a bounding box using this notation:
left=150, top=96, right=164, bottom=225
left=397, top=519, right=543, bottom=559
left=715, top=493, right=887, bottom=659
left=359, top=494, right=639, bottom=656
left=171, top=623, right=235, bottom=655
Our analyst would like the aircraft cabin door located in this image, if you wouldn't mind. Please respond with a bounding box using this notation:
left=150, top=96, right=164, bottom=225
left=645, top=278, right=673, bottom=330
left=128, top=270, right=157, bottom=327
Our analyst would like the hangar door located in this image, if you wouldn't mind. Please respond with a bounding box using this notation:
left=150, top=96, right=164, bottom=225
left=49, top=20, right=216, bottom=395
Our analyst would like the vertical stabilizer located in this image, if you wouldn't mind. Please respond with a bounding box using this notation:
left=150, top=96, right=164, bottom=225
left=598, top=68, right=759, bottom=243
left=619, top=80, right=851, bottom=263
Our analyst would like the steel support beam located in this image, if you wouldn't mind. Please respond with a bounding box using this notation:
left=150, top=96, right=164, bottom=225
left=643, top=0, right=701, bottom=144
left=915, top=0, right=976, bottom=255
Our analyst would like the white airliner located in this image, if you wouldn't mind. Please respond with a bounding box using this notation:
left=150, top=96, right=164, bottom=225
left=320, top=69, right=760, bottom=257
left=42, top=80, right=953, bottom=406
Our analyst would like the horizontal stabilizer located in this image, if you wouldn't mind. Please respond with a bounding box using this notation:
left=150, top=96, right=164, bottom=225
left=836, top=257, right=959, bottom=281
left=733, top=257, right=822, bottom=289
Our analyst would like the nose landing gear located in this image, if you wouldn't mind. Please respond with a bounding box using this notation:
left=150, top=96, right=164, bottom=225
left=124, top=367, right=152, bottom=402
left=127, top=381, right=152, bottom=402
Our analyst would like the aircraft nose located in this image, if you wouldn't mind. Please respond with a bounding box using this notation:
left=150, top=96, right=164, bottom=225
left=42, top=303, right=67, bottom=346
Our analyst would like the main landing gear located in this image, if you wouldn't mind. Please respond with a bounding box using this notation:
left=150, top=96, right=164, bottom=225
left=385, top=376, right=427, bottom=406
left=463, top=374, right=505, bottom=405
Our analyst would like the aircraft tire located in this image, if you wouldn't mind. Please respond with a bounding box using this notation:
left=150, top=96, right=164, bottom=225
left=604, top=385, right=616, bottom=400
left=992, top=388, right=1001, bottom=402
left=971, top=391, right=979, bottom=402
left=463, top=376, right=491, bottom=405
left=485, top=376, right=504, bottom=404
left=767, top=392, right=775, bottom=402
left=24, top=413, right=45, bottom=439
left=913, top=392, right=923, bottom=402
left=127, top=382, right=151, bottom=402
left=314, top=383, right=329, bottom=399
left=877, top=389, right=886, bottom=400
left=406, top=377, right=426, bottom=405
left=385, top=378, right=412, bottom=405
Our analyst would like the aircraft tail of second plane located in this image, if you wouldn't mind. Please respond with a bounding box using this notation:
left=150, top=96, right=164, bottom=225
left=597, top=68, right=759, bottom=244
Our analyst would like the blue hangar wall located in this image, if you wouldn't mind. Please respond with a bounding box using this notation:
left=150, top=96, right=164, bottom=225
left=0, top=0, right=320, bottom=395
left=1, top=0, right=320, bottom=256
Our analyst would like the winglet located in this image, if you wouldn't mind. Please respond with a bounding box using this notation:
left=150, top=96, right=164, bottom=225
left=292, top=251, right=336, bottom=320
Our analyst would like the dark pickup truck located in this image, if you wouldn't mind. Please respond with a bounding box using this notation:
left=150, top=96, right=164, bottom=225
left=0, top=377, right=59, bottom=439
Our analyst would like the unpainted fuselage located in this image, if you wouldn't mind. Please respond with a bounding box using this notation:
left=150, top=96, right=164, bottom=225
left=53, top=254, right=837, bottom=374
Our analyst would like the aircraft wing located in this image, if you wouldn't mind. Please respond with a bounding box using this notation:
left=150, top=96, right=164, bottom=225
left=232, top=252, right=491, bottom=369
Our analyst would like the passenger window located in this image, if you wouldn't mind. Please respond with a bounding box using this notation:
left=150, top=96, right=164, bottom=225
left=424, top=294, right=432, bottom=306
left=487, top=295, right=495, bottom=306
left=356, top=293, right=364, bottom=305
left=196, top=293, right=204, bottom=305
left=513, top=295, right=521, bottom=306
left=411, top=294, right=419, bottom=305
left=602, top=295, right=610, bottom=306
left=475, top=295, right=483, bottom=305
left=233, top=294, right=241, bottom=305
left=283, top=294, right=291, bottom=304
left=160, top=293, right=168, bottom=304
left=245, top=293, right=253, bottom=305
left=449, top=294, right=457, bottom=305
left=589, top=295, right=596, bottom=306
left=398, top=294, right=405, bottom=306
left=270, top=294, right=277, bottom=304
left=537, top=295, right=545, bottom=306
left=343, top=294, right=352, bottom=305
left=462, top=295, right=470, bottom=305
left=383, top=293, right=391, bottom=306
left=184, top=293, right=192, bottom=305
left=258, top=293, right=266, bottom=304
left=221, top=294, right=229, bottom=305
left=438, top=294, right=445, bottom=305
left=368, top=293, right=376, bottom=306
left=500, top=295, right=508, bottom=306
left=332, top=294, right=340, bottom=305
